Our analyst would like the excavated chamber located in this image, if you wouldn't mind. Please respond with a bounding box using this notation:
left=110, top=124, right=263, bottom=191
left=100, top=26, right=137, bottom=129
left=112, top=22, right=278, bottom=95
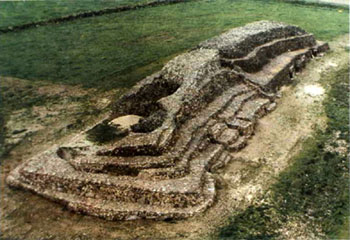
left=7, top=21, right=329, bottom=220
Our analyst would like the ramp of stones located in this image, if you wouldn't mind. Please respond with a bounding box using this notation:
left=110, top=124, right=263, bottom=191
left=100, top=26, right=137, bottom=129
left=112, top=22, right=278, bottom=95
left=7, top=21, right=329, bottom=220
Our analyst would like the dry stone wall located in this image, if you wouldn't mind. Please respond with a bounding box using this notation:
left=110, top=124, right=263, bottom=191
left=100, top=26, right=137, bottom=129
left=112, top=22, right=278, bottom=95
left=7, top=21, right=329, bottom=220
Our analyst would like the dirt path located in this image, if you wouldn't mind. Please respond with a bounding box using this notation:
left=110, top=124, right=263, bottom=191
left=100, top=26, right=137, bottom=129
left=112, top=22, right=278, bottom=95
left=318, top=0, right=349, bottom=6
left=0, top=35, right=349, bottom=240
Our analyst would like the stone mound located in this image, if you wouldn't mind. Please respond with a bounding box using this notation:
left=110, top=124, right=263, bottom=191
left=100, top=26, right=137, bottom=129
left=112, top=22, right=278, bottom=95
left=7, top=21, right=329, bottom=221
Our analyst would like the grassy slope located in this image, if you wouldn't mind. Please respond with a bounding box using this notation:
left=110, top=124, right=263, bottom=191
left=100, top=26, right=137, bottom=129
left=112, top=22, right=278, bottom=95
left=0, top=0, right=348, bottom=89
left=0, top=0, right=155, bottom=28
left=218, top=66, right=349, bottom=239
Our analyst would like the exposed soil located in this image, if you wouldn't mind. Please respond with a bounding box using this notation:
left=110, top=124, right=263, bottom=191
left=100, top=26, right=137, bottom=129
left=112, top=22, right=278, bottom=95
left=0, top=77, right=126, bottom=158
left=318, top=0, right=348, bottom=6
left=0, top=34, right=349, bottom=240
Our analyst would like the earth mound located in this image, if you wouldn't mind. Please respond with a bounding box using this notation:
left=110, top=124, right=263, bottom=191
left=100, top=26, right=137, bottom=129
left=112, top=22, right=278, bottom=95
left=7, top=20, right=329, bottom=220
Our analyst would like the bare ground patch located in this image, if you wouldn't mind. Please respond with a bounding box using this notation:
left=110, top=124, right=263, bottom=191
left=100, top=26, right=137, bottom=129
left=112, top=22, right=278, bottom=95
left=0, top=77, right=126, bottom=157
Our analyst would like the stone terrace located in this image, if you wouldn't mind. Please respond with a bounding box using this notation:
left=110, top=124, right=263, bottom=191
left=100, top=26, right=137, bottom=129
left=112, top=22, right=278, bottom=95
left=7, top=21, right=329, bottom=221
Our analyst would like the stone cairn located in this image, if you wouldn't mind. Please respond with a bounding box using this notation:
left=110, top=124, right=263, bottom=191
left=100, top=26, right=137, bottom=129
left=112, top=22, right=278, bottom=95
left=7, top=21, right=329, bottom=221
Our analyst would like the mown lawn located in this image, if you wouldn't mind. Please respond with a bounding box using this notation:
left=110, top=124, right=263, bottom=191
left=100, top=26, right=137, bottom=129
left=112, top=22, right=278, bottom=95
left=0, top=0, right=155, bottom=28
left=0, top=0, right=348, bottom=89
left=218, top=66, right=349, bottom=239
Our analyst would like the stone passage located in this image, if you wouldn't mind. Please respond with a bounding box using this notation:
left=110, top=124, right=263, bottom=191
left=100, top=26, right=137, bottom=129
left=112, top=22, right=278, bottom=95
left=7, top=21, right=329, bottom=221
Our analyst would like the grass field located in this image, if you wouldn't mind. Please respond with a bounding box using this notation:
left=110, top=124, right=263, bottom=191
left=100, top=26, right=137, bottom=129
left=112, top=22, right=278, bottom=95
left=0, top=0, right=348, bottom=89
left=0, top=0, right=156, bottom=28
left=218, top=66, right=349, bottom=239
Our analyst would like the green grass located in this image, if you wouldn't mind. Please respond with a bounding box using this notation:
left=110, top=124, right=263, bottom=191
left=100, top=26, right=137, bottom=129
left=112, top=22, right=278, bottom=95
left=336, top=217, right=350, bottom=240
left=217, top=66, right=349, bottom=239
left=0, top=0, right=155, bottom=29
left=0, top=0, right=348, bottom=89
